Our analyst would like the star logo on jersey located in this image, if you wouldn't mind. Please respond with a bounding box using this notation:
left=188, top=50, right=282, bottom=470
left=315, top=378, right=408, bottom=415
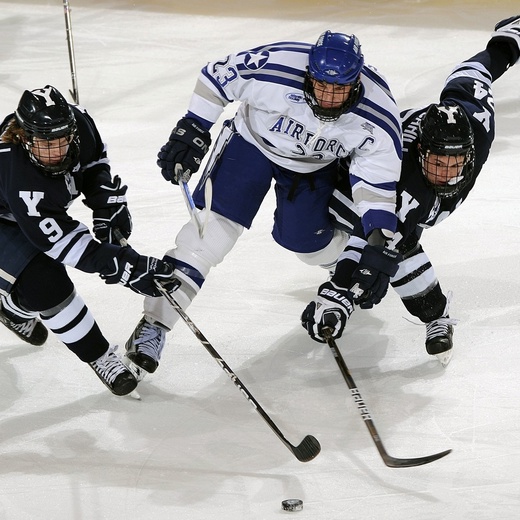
left=244, top=51, right=269, bottom=70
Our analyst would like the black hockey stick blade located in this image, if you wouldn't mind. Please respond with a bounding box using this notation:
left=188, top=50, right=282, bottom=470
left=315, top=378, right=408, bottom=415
left=381, top=448, right=452, bottom=468
left=290, top=434, right=321, bottom=462
left=154, top=280, right=321, bottom=462
left=323, top=328, right=452, bottom=468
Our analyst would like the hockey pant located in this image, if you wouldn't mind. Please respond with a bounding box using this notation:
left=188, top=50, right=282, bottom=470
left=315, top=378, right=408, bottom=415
left=10, top=252, right=110, bottom=362
left=144, top=120, right=347, bottom=329
left=142, top=209, right=347, bottom=330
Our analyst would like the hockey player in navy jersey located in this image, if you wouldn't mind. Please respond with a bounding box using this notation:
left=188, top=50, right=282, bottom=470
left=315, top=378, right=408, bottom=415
left=125, top=31, right=403, bottom=376
left=301, top=17, right=520, bottom=366
left=0, top=85, right=178, bottom=395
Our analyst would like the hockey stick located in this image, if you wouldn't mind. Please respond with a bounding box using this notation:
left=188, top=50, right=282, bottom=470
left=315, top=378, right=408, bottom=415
left=175, top=163, right=211, bottom=239
left=154, top=280, right=321, bottom=462
left=62, top=0, right=79, bottom=104
left=322, top=328, right=452, bottom=468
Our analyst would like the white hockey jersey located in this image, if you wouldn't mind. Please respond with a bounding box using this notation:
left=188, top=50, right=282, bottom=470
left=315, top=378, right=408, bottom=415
left=187, top=40, right=403, bottom=236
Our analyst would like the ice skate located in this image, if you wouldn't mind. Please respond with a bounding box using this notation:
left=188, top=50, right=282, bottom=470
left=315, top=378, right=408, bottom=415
left=125, top=316, right=166, bottom=374
left=89, top=345, right=138, bottom=396
left=425, top=317, right=457, bottom=367
left=0, top=301, right=48, bottom=346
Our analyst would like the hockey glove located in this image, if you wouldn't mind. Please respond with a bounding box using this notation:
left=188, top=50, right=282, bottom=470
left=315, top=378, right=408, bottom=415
left=93, top=205, right=132, bottom=245
left=157, top=117, right=211, bottom=184
left=301, top=281, right=354, bottom=343
left=86, top=175, right=133, bottom=244
left=489, top=16, right=520, bottom=66
left=350, top=245, right=402, bottom=309
left=100, top=247, right=180, bottom=297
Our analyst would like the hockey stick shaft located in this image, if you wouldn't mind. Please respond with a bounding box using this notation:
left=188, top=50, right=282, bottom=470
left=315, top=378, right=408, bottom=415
left=175, top=164, right=205, bottom=238
left=322, top=328, right=451, bottom=468
left=113, top=228, right=127, bottom=246
left=62, top=0, right=79, bottom=104
left=154, top=281, right=321, bottom=462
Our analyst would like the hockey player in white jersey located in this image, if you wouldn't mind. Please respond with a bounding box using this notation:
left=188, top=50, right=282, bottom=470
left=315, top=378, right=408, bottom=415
left=301, top=16, right=520, bottom=366
left=125, top=31, right=403, bottom=375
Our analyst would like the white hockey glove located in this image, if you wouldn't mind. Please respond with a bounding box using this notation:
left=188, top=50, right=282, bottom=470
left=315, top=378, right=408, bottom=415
left=301, top=281, right=354, bottom=343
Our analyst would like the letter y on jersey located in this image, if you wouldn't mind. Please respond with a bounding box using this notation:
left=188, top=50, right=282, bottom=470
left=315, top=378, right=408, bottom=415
left=19, top=191, right=44, bottom=216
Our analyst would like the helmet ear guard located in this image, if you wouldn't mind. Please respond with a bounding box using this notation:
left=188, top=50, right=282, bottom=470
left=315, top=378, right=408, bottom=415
left=418, top=103, right=475, bottom=198
left=15, top=85, right=79, bottom=177
left=304, top=31, right=364, bottom=121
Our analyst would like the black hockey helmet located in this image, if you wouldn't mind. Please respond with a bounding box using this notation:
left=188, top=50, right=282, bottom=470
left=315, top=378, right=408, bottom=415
left=15, top=85, right=79, bottom=176
left=304, top=31, right=364, bottom=121
left=418, top=103, right=475, bottom=197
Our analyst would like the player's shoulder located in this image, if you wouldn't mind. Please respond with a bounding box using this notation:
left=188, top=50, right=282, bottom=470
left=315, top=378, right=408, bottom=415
left=361, top=64, right=392, bottom=91
left=357, top=66, right=401, bottom=118
left=71, top=104, right=101, bottom=147
left=0, top=141, right=21, bottom=163
left=236, top=40, right=310, bottom=69
left=244, top=40, right=311, bottom=55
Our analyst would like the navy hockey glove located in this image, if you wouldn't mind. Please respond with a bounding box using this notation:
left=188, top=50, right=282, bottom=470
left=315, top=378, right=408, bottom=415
left=350, top=245, right=402, bottom=309
left=157, top=117, right=211, bottom=184
left=100, top=247, right=180, bottom=297
left=489, top=15, right=520, bottom=66
left=93, top=205, right=132, bottom=245
left=301, top=281, right=354, bottom=343
left=85, top=175, right=132, bottom=244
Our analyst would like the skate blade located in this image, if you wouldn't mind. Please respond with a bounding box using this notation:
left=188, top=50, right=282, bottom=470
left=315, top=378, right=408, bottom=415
left=123, top=355, right=148, bottom=382
left=436, top=349, right=453, bottom=367
left=128, top=389, right=141, bottom=400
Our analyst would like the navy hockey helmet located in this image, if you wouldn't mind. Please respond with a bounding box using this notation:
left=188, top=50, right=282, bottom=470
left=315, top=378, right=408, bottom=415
left=304, top=31, right=364, bottom=121
left=418, top=103, right=475, bottom=198
left=15, top=85, right=79, bottom=177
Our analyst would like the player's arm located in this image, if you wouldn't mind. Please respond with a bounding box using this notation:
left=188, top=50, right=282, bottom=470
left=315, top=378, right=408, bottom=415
left=73, top=108, right=133, bottom=245
left=157, top=48, right=257, bottom=184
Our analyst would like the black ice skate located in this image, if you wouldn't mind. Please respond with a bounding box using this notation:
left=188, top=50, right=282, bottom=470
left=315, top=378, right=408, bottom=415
left=0, top=302, right=48, bottom=346
left=89, top=345, right=138, bottom=396
left=425, top=317, right=457, bottom=367
left=125, top=316, right=166, bottom=374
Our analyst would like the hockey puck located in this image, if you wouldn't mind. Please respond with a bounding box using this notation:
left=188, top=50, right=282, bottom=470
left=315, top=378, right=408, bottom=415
left=281, top=499, right=303, bottom=512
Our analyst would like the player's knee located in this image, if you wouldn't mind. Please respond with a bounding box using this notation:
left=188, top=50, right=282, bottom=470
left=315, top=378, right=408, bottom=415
left=171, top=209, right=244, bottom=276
left=15, top=253, right=75, bottom=313
left=295, top=229, right=349, bottom=266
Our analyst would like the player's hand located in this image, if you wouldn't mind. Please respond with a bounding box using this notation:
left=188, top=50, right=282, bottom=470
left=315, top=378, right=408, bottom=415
left=157, top=117, right=211, bottom=184
left=100, top=247, right=180, bottom=297
left=85, top=175, right=133, bottom=244
left=350, top=245, right=402, bottom=309
left=93, top=205, right=132, bottom=244
left=301, top=281, right=354, bottom=343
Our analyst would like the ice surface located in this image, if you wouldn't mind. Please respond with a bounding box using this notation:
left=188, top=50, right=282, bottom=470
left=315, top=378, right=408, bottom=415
left=1, top=1, right=519, bottom=519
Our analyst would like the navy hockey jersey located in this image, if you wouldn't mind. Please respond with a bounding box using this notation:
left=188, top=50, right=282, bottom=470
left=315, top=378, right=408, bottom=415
left=0, top=106, right=121, bottom=275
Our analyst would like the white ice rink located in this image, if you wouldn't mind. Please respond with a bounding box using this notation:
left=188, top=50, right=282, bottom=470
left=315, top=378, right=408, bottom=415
left=1, top=1, right=520, bottom=519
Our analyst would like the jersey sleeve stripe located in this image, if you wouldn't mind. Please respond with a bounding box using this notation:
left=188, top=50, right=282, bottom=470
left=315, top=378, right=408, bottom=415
left=46, top=223, right=93, bottom=267
left=240, top=42, right=311, bottom=54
